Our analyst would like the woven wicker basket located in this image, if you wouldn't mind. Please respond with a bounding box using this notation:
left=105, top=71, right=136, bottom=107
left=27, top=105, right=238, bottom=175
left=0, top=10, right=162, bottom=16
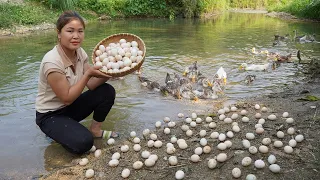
left=91, top=33, right=146, bottom=77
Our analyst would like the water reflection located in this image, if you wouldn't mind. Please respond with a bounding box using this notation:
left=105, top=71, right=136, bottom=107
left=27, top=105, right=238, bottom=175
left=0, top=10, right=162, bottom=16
left=0, top=12, right=319, bottom=178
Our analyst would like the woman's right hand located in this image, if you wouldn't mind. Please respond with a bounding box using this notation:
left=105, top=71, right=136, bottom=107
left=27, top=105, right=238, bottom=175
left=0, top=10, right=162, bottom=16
left=85, top=65, right=113, bottom=79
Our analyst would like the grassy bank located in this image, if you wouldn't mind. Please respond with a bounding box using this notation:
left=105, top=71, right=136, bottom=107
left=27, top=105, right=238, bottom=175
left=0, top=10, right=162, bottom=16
left=0, top=0, right=319, bottom=29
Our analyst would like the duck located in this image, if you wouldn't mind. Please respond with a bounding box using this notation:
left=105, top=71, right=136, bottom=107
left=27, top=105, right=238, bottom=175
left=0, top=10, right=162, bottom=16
left=174, top=72, right=190, bottom=86
left=274, top=34, right=289, bottom=41
left=179, top=84, right=198, bottom=101
left=244, top=75, right=256, bottom=84
left=239, top=63, right=270, bottom=71
left=275, top=53, right=292, bottom=62
left=293, top=30, right=307, bottom=42
left=183, top=61, right=201, bottom=82
left=251, top=47, right=269, bottom=55
left=164, top=73, right=181, bottom=99
left=138, top=75, right=160, bottom=91
left=213, top=67, right=227, bottom=85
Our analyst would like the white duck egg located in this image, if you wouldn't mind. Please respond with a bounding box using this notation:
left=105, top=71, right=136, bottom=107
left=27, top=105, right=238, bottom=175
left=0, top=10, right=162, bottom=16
left=181, top=125, right=189, bottom=132
left=218, top=109, right=225, bottom=114
left=142, top=129, right=150, bottom=137
left=141, top=150, right=151, bottom=159
left=254, top=159, right=265, bottom=169
left=107, top=138, right=115, bottom=145
left=261, top=107, right=268, bottom=112
left=121, top=168, right=130, bottom=178
left=99, top=45, right=106, bottom=52
left=203, top=145, right=212, bottom=153
left=232, top=125, right=241, bottom=132
left=232, top=168, right=242, bottom=178
left=246, top=174, right=257, bottom=180
left=218, top=133, right=226, bottom=141
left=130, top=131, right=136, bottom=137
left=186, top=130, right=193, bottom=137
left=90, top=145, right=96, bottom=152
left=95, top=49, right=102, bottom=56
left=226, top=131, right=234, bottom=138
left=284, top=146, right=293, bottom=154
left=133, top=144, right=141, bottom=152
left=274, top=141, right=283, bottom=148
left=230, top=106, right=238, bottom=111
left=190, top=154, right=200, bottom=162
left=131, top=49, right=138, bottom=57
left=277, top=131, right=285, bottom=138
left=282, top=112, right=289, bottom=118
left=133, top=137, right=141, bottom=144
left=246, top=133, right=255, bottom=140
left=224, top=107, right=230, bottom=112
left=248, top=146, right=258, bottom=154
left=254, top=104, right=260, bottom=110
left=286, top=117, right=294, bottom=124
left=147, top=140, right=154, bottom=147
left=168, top=156, right=178, bottom=166
left=262, top=138, right=272, bottom=145
left=164, top=128, right=171, bottom=134
left=154, top=140, right=163, bottom=148
left=95, top=61, right=103, bottom=67
left=242, top=139, right=251, bottom=149
left=136, top=55, right=143, bottom=63
left=256, top=127, right=264, bottom=134
left=95, top=56, right=100, bottom=62
left=123, top=57, right=132, bottom=67
left=112, top=152, right=120, bottom=160
left=109, top=159, right=119, bottom=167
left=199, top=130, right=207, bottom=137
left=268, top=114, right=277, bottom=120
left=175, top=170, right=185, bottom=180
left=200, top=138, right=208, bottom=146
left=190, top=121, right=196, bottom=127
left=241, top=157, right=252, bottom=166
left=163, top=117, right=170, bottom=123
left=206, top=116, right=213, bottom=122
left=269, top=164, right=281, bottom=173
left=178, top=142, right=188, bottom=149
left=255, top=124, right=263, bottom=129
left=178, top=113, right=184, bottom=118
left=268, top=154, right=277, bottom=164
left=133, top=161, right=143, bottom=170
left=216, top=153, right=227, bottom=162
left=258, top=118, right=265, bottom=124
left=219, top=114, right=226, bottom=121
left=155, top=121, right=161, bottom=128
left=191, top=112, right=197, bottom=119
left=255, top=113, right=262, bottom=119
left=210, top=132, right=219, bottom=139
left=224, top=117, right=232, bottom=124
left=194, top=147, right=203, bottom=155
left=166, top=143, right=174, bottom=148
left=131, top=41, right=138, bottom=47
left=209, top=122, right=217, bottom=128
left=119, top=39, right=126, bottom=44
left=149, top=154, right=158, bottom=162
left=171, top=136, right=178, bottom=143
left=233, top=121, right=239, bottom=126
left=196, top=117, right=202, bottom=123
left=168, top=122, right=176, bottom=128
left=79, top=158, right=89, bottom=166
left=224, top=140, right=232, bottom=148
left=185, top=117, right=192, bottom=123
left=167, top=147, right=176, bottom=154
left=99, top=53, right=108, bottom=61
left=231, top=113, right=239, bottom=120
left=177, top=139, right=186, bottom=145
left=259, top=145, right=269, bottom=153
left=240, top=109, right=248, bottom=115
left=144, top=158, right=155, bottom=167
left=208, top=159, right=217, bottom=169
left=94, top=149, right=102, bottom=158
left=242, top=116, right=249, bottom=122
left=137, top=50, right=143, bottom=56
left=121, top=145, right=129, bottom=152
left=85, top=169, right=94, bottom=178
left=217, top=143, right=227, bottom=150
left=287, top=127, right=295, bottom=135
left=295, top=134, right=304, bottom=142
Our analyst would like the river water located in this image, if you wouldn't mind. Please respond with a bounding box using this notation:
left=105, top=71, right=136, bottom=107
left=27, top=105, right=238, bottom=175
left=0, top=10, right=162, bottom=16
left=0, top=12, right=319, bottom=179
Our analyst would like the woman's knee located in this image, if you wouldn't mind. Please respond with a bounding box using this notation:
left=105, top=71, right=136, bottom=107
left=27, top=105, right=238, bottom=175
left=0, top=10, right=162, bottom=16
left=66, top=135, right=94, bottom=154
left=99, top=83, right=116, bottom=101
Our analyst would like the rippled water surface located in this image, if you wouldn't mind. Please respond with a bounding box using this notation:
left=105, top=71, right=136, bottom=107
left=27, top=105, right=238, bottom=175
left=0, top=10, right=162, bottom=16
left=0, top=12, right=319, bottom=179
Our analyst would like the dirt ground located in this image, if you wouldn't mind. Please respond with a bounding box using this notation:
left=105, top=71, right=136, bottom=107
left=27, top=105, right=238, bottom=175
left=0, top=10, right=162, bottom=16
left=39, top=62, right=320, bottom=180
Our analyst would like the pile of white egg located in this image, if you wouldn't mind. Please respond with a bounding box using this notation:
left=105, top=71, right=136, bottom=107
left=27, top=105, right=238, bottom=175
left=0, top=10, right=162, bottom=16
left=78, top=104, right=307, bottom=179
left=94, top=38, right=144, bottom=74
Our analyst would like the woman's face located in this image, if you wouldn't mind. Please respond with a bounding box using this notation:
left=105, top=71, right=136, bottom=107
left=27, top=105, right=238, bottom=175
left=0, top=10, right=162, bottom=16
left=58, top=19, right=84, bottom=52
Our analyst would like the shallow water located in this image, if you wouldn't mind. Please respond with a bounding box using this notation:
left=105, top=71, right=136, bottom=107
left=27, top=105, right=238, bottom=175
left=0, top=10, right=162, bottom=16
left=0, top=12, right=319, bottom=179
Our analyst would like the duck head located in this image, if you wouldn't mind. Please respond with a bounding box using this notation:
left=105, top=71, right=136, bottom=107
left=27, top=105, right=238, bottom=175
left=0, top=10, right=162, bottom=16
left=239, top=63, right=247, bottom=70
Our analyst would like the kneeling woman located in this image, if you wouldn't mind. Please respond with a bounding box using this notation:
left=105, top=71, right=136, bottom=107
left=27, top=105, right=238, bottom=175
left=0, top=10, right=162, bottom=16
left=35, top=10, right=118, bottom=154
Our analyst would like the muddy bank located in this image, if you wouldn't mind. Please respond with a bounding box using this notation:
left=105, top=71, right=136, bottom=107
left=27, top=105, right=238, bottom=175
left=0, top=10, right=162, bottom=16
left=39, top=62, right=320, bottom=180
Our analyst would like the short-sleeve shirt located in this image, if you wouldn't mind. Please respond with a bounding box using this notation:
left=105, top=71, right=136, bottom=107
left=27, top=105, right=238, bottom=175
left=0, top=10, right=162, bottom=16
left=35, top=44, right=89, bottom=113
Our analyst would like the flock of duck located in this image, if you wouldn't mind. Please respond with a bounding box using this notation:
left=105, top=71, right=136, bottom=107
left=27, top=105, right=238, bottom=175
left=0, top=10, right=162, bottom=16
left=139, top=61, right=227, bottom=100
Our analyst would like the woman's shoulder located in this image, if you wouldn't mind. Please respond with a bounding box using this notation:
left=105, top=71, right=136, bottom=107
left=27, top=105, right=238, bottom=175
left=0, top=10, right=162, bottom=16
left=77, top=47, right=88, bottom=61
left=43, top=46, right=61, bottom=62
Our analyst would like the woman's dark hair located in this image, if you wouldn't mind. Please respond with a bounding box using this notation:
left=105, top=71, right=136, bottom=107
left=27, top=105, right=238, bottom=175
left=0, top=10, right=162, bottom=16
left=56, top=10, right=85, bottom=32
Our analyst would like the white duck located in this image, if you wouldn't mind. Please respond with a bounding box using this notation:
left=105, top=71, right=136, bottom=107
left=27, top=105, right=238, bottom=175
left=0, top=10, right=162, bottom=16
left=239, top=63, right=269, bottom=71
left=213, top=67, right=227, bottom=85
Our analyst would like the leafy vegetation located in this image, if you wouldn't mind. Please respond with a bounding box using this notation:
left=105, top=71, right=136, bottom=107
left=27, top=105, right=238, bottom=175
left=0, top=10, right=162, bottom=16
left=0, top=0, right=319, bottom=29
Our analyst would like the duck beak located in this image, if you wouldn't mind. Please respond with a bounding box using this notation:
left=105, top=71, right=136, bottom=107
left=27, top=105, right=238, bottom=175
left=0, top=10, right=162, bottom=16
left=193, top=97, right=199, bottom=101
left=191, top=76, right=196, bottom=82
left=183, top=71, right=187, bottom=76
left=223, top=78, right=227, bottom=85
left=208, top=81, right=213, bottom=87
left=239, top=66, right=243, bottom=70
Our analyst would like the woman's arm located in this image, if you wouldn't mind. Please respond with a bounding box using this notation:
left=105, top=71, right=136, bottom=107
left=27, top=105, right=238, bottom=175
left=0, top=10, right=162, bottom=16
left=84, top=63, right=111, bottom=90
left=47, top=65, right=111, bottom=105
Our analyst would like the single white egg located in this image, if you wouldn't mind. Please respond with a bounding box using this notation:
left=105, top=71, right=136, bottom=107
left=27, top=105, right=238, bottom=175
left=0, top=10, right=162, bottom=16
left=261, top=107, right=268, bottom=112
left=246, top=174, right=257, bottom=180
left=94, top=149, right=102, bottom=158
left=144, top=158, right=155, bottom=167
left=190, top=121, right=197, bottom=127
left=219, top=114, right=226, bottom=121
left=258, top=118, right=265, bottom=124
left=246, top=133, right=255, bottom=140
left=199, top=130, right=207, bottom=137
left=164, top=128, right=171, bottom=134
left=190, top=154, right=200, bottom=162
left=254, top=104, right=260, bottom=110
left=208, top=159, right=217, bottom=169
left=112, top=152, right=120, bottom=160
left=130, top=131, right=136, bottom=137
left=175, top=170, right=185, bottom=180
left=178, top=113, right=184, bottom=118
left=226, top=131, right=234, bottom=138
left=268, top=154, right=277, bottom=164
left=242, top=139, right=251, bottom=149
left=195, top=117, right=202, bottom=124
left=218, top=109, right=225, bottom=114
left=171, top=136, right=178, bottom=143
left=178, top=142, right=188, bottom=149
left=286, top=117, right=294, bottom=124
left=194, top=147, right=203, bottom=155
left=79, top=158, right=89, bottom=166
left=191, top=112, right=197, bottom=119
left=133, top=161, right=143, bottom=170
left=141, top=150, right=151, bottom=159
left=206, top=116, right=213, bottom=122
left=154, top=140, right=163, bottom=148
left=295, top=134, right=304, bottom=142
left=147, top=140, right=154, bottom=147
left=232, top=125, right=241, bottom=132
left=277, top=131, right=285, bottom=138
left=216, top=153, right=227, bottom=162
left=181, top=125, right=189, bottom=132
left=163, top=117, right=171, bottom=123
left=149, top=154, right=158, bottom=161
left=224, top=117, right=232, bottom=124
left=168, top=156, right=178, bottom=166
left=240, top=109, right=248, bottom=115
left=262, top=138, right=272, bottom=145
left=185, top=117, right=192, bottom=123
left=200, top=138, right=208, bottom=146
left=218, top=133, right=226, bottom=141
left=133, top=144, right=141, bottom=152
left=287, top=127, right=295, bottom=135
left=210, top=132, right=219, bottom=139
left=232, top=168, right=242, bottom=178
left=133, top=137, right=141, bottom=144
left=155, top=121, right=162, bottom=128
left=284, top=146, right=293, bottom=154
left=241, top=157, right=252, bottom=166
left=256, top=127, right=264, bottom=134
left=109, top=159, right=119, bottom=167
left=282, top=112, right=289, bottom=118
left=255, top=113, right=262, bottom=119
left=85, top=169, right=94, bottom=178
left=269, top=164, right=281, bottom=173
left=186, top=130, right=193, bottom=137
left=242, top=116, right=249, bottom=122
left=274, top=141, right=283, bottom=148
left=224, top=140, right=233, bottom=148
left=231, top=113, right=239, bottom=120
left=268, top=114, right=277, bottom=120
left=230, top=106, right=238, bottom=111
left=217, top=143, right=227, bottom=150
left=121, top=145, right=129, bottom=152
left=121, top=168, right=130, bottom=178
left=248, top=146, right=258, bottom=154
left=203, top=145, right=212, bottom=153
left=254, top=159, right=265, bottom=169
left=150, top=134, right=157, bottom=140
left=209, top=122, right=217, bottom=128
left=107, top=138, right=115, bottom=145
left=259, top=145, right=269, bottom=153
